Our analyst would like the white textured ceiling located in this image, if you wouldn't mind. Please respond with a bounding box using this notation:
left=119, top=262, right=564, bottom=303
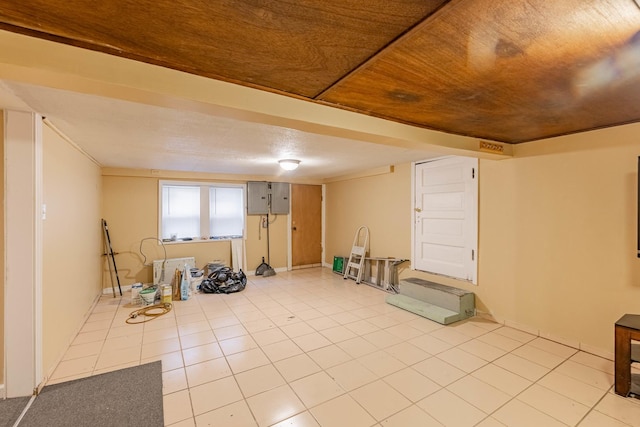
left=1, top=80, right=441, bottom=180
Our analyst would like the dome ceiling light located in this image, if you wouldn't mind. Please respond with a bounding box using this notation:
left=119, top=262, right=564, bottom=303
left=278, top=159, right=300, bottom=171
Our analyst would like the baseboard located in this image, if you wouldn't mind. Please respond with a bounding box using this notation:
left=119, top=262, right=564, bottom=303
left=43, top=292, right=103, bottom=386
left=0, top=383, right=5, bottom=399
left=102, top=283, right=134, bottom=295
left=291, top=263, right=323, bottom=270
left=539, top=330, right=580, bottom=351
left=579, top=343, right=614, bottom=361
left=474, top=310, right=502, bottom=324
left=474, top=309, right=613, bottom=361
left=246, top=266, right=288, bottom=276
left=105, top=269, right=289, bottom=292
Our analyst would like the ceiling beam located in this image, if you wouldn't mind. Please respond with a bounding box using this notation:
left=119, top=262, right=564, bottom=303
left=0, top=30, right=512, bottom=160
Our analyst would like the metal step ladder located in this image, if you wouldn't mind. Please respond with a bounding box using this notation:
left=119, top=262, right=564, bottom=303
left=343, top=225, right=369, bottom=284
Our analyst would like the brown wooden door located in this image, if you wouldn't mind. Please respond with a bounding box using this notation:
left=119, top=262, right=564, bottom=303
left=291, top=184, right=322, bottom=267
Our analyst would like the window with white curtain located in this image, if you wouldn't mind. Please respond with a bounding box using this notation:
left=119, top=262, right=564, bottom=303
left=209, top=187, right=244, bottom=238
left=160, top=181, right=245, bottom=242
left=161, top=185, right=201, bottom=240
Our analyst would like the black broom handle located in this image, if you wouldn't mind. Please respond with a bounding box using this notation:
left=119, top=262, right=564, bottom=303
left=266, top=213, right=271, bottom=265
left=103, top=219, right=122, bottom=296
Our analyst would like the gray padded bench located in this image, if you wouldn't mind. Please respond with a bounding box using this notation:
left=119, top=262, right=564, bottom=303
left=386, top=277, right=475, bottom=325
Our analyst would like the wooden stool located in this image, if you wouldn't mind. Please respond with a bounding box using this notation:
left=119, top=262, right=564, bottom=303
left=615, top=314, right=640, bottom=397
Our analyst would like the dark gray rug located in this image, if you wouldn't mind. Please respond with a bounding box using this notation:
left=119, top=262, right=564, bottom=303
left=0, top=396, right=30, bottom=427
left=19, top=361, right=163, bottom=427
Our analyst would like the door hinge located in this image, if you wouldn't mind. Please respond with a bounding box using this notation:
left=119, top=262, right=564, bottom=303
left=472, top=168, right=475, bottom=179
left=471, top=249, right=475, bottom=261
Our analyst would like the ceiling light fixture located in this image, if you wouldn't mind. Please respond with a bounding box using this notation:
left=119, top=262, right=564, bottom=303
left=278, top=159, right=300, bottom=171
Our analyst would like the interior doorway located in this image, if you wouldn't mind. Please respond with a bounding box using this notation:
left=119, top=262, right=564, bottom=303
left=291, top=184, right=322, bottom=268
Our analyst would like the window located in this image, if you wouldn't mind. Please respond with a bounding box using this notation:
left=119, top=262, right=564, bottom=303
left=209, top=187, right=244, bottom=238
left=161, top=185, right=200, bottom=240
left=160, top=181, right=245, bottom=242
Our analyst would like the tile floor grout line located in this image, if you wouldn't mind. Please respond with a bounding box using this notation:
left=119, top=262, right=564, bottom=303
left=571, top=385, right=618, bottom=427
left=461, top=341, right=609, bottom=427
left=51, top=268, right=636, bottom=427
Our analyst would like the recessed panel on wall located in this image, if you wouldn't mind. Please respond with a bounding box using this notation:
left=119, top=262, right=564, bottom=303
left=247, top=181, right=269, bottom=215
left=270, top=182, right=290, bottom=215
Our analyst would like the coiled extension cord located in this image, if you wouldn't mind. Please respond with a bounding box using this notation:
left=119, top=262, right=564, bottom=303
left=126, top=303, right=173, bottom=324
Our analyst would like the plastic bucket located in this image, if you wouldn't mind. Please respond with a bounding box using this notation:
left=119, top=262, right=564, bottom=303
left=140, top=288, right=156, bottom=306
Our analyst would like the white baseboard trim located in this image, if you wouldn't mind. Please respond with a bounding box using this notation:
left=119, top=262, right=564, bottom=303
left=0, top=383, right=5, bottom=399
left=102, top=283, right=135, bottom=295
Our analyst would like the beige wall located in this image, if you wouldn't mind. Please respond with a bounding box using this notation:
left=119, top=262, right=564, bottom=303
left=480, top=124, right=640, bottom=356
left=325, top=165, right=412, bottom=263
left=0, top=111, right=4, bottom=384
left=42, top=124, right=103, bottom=375
left=326, top=123, right=640, bottom=356
left=101, top=173, right=289, bottom=288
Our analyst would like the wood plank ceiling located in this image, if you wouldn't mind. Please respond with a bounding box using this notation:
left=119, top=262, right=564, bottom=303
left=1, top=0, right=640, bottom=143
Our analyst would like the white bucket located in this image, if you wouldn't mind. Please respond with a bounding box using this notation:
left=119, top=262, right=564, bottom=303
left=140, top=288, right=156, bottom=306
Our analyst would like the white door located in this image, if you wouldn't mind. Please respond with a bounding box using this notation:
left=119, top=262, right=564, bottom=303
left=414, top=156, right=478, bottom=283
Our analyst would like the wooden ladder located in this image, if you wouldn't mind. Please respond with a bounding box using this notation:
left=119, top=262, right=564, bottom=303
left=343, top=225, right=369, bottom=284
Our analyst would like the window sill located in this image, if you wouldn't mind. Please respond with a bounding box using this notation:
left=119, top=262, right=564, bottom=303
left=161, top=236, right=244, bottom=244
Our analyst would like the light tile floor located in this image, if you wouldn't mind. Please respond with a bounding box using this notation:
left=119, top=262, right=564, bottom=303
left=49, top=267, right=640, bottom=426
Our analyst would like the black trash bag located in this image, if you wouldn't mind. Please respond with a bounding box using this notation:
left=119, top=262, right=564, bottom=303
left=199, top=278, right=218, bottom=294
left=200, top=267, right=247, bottom=294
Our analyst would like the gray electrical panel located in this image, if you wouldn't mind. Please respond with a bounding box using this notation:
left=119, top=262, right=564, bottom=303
left=270, top=182, right=290, bottom=214
left=247, top=181, right=269, bottom=215
left=246, top=181, right=290, bottom=215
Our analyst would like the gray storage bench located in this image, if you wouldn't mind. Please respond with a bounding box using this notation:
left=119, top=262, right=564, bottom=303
left=386, top=277, right=475, bottom=325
